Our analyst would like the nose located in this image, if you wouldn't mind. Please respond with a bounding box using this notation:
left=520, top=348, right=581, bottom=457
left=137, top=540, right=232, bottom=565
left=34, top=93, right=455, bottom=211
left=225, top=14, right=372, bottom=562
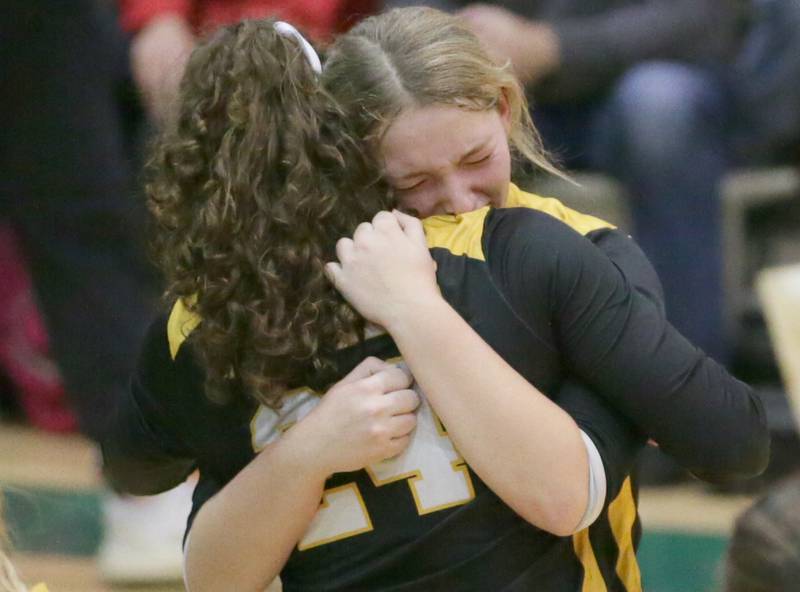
left=440, top=176, right=480, bottom=215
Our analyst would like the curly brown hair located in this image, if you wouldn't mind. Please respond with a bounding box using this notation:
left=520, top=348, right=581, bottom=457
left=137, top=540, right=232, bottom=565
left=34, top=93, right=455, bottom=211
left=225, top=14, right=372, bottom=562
left=147, top=19, right=391, bottom=407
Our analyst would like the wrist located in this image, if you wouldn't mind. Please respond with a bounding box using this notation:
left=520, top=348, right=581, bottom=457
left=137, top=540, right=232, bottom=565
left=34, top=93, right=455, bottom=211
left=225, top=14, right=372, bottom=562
left=274, top=422, right=332, bottom=484
left=383, top=295, right=451, bottom=341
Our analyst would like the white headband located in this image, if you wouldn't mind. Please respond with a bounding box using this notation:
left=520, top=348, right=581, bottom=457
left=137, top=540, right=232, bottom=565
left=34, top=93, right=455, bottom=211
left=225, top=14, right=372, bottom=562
left=274, top=21, right=322, bottom=74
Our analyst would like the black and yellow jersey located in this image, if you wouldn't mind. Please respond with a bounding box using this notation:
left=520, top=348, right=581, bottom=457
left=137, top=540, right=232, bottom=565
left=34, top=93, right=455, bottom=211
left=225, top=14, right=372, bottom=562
left=103, top=185, right=768, bottom=591
left=422, top=188, right=766, bottom=481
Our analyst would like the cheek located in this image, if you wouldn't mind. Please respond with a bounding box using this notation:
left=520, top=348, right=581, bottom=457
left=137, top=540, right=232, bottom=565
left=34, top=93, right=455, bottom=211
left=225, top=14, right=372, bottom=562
left=396, top=188, right=440, bottom=217
left=470, top=161, right=509, bottom=206
left=490, top=151, right=511, bottom=205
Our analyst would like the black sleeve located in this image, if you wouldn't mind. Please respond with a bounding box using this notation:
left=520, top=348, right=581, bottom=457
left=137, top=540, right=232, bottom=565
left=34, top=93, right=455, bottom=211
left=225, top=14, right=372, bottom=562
left=584, top=227, right=665, bottom=317
left=102, top=314, right=197, bottom=495
left=489, top=209, right=769, bottom=482
left=550, top=228, right=652, bottom=498
left=553, top=379, right=645, bottom=503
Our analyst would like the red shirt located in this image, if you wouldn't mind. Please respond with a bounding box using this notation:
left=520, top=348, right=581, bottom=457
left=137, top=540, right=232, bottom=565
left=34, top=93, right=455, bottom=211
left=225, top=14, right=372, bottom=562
left=119, top=0, right=377, bottom=40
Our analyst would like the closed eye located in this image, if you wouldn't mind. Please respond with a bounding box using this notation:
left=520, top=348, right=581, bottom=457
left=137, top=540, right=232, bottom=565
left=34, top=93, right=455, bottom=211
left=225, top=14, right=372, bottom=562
left=464, top=153, right=491, bottom=166
left=396, top=179, right=426, bottom=192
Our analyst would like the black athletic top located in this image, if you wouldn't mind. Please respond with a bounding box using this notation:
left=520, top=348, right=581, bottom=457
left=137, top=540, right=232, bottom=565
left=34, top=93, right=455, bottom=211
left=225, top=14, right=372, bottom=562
left=103, top=186, right=768, bottom=591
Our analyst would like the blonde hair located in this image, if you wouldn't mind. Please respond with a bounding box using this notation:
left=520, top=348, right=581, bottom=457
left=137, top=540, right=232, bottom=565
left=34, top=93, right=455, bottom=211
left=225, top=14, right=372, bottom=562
left=322, top=7, right=562, bottom=178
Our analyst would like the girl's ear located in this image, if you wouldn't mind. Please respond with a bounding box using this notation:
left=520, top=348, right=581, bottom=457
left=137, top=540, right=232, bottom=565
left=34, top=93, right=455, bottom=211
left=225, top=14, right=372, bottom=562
left=498, top=89, right=511, bottom=133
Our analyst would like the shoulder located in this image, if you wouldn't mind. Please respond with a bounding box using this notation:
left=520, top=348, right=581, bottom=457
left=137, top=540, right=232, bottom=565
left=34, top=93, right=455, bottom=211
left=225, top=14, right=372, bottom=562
left=421, top=205, right=603, bottom=290
left=423, top=207, right=492, bottom=261
left=167, top=297, right=201, bottom=359
left=137, top=300, right=205, bottom=406
left=505, top=183, right=614, bottom=235
left=484, top=205, right=592, bottom=259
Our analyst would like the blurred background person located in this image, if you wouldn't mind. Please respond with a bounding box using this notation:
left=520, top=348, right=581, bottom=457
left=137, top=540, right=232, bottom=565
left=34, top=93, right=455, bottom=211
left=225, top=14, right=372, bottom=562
left=118, top=0, right=378, bottom=124
left=385, top=0, right=800, bottom=486
left=0, top=0, right=379, bottom=585
left=724, top=472, right=800, bottom=592
left=0, top=224, right=75, bottom=434
left=0, top=0, right=181, bottom=584
left=386, top=0, right=743, bottom=367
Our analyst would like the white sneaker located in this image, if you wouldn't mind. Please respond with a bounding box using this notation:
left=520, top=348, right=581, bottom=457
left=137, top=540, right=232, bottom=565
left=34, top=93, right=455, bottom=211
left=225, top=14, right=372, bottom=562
left=98, top=481, right=193, bottom=583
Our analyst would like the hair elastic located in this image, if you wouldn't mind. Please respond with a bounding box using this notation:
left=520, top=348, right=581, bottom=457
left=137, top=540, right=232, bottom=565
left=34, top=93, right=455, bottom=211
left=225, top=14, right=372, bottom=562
left=274, top=21, right=322, bottom=74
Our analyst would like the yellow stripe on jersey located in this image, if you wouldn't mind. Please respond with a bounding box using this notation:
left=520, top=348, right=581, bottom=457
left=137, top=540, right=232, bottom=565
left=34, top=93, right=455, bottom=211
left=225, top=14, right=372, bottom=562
left=572, top=476, right=641, bottom=592
left=30, top=585, right=50, bottom=592
left=609, top=477, right=642, bottom=591
left=506, top=183, right=615, bottom=236
left=572, top=528, right=608, bottom=592
left=423, top=208, right=491, bottom=261
left=167, top=297, right=201, bottom=360
left=421, top=183, right=614, bottom=261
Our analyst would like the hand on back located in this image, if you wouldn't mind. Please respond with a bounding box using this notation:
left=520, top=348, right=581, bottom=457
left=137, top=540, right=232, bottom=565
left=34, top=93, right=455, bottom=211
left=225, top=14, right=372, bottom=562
left=326, top=210, right=440, bottom=330
left=296, top=357, right=420, bottom=475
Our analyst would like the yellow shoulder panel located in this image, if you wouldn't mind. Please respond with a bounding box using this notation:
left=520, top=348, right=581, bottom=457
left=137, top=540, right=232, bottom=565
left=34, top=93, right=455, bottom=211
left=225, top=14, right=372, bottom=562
left=422, top=208, right=490, bottom=261
left=30, top=585, right=50, bottom=592
left=167, top=297, right=202, bottom=360
left=506, top=183, right=615, bottom=235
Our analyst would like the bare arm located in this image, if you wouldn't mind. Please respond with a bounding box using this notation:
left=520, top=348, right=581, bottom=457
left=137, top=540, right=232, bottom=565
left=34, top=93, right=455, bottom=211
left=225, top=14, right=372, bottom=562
left=184, top=359, right=418, bottom=592
left=326, top=211, right=589, bottom=536
left=184, top=428, right=328, bottom=592
left=386, top=297, right=588, bottom=535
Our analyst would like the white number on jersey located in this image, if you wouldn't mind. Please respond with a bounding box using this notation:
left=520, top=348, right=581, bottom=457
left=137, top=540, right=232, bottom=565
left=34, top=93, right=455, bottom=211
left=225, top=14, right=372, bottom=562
left=250, top=382, right=475, bottom=550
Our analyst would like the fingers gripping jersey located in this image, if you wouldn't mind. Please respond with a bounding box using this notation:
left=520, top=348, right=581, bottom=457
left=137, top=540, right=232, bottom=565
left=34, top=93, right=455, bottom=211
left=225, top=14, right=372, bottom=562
left=251, top=384, right=475, bottom=551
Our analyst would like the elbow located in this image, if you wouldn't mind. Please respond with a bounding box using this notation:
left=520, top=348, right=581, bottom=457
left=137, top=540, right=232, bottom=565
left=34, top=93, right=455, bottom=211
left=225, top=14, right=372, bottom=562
left=547, top=515, right=586, bottom=538
left=516, top=486, right=589, bottom=537
left=693, top=427, right=771, bottom=484
left=736, top=420, right=771, bottom=479
left=690, top=407, right=771, bottom=484
left=733, top=389, right=772, bottom=478
left=535, top=501, right=587, bottom=537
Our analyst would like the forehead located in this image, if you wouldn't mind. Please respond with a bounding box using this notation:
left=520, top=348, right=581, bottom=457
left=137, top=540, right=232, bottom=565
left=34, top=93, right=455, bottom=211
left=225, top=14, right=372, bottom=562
left=380, top=104, right=501, bottom=176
